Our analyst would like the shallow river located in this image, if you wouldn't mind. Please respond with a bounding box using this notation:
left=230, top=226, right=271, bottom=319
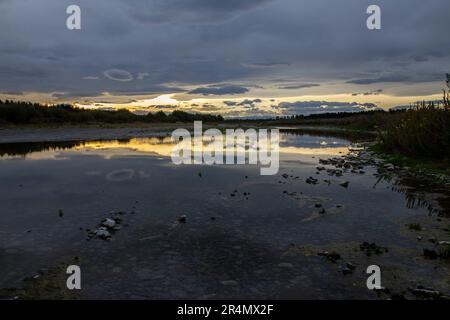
left=0, top=131, right=448, bottom=299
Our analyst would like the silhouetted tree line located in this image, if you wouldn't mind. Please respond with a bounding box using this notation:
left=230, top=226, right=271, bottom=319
left=271, top=110, right=409, bottom=121
left=0, top=100, right=224, bottom=124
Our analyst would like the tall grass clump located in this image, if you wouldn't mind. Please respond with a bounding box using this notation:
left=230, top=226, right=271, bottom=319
left=380, top=75, right=450, bottom=158
left=380, top=102, right=450, bottom=158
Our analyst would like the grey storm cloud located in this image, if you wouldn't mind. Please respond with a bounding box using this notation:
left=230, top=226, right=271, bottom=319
left=242, top=61, right=290, bottom=68
left=0, top=0, right=449, bottom=99
left=103, top=69, right=134, bottom=82
left=125, top=0, right=273, bottom=23
left=347, top=75, right=411, bottom=85
left=352, top=89, right=383, bottom=96
left=52, top=91, right=102, bottom=99
left=222, top=99, right=262, bottom=107
left=273, top=101, right=381, bottom=115
left=347, top=73, right=443, bottom=85
left=153, top=105, right=176, bottom=109
left=188, top=84, right=249, bottom=96
left=278, top=84, right=320, bottom=90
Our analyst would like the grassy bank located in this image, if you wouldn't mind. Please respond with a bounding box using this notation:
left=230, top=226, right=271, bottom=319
left=379, top=102, right=450, bottom=158
left=365, top=101, right=450, bottom=175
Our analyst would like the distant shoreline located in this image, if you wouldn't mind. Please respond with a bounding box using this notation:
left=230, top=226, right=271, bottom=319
left=0, top=123, right=376, bottom=144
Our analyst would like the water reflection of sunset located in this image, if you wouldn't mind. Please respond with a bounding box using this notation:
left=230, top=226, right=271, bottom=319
left=0, top=134, right=351, bottom=160
left=71, top=136, right=350, bottom=158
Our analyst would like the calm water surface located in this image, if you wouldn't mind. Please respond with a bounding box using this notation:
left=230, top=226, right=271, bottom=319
left=0, top=132, right=448, bottom=299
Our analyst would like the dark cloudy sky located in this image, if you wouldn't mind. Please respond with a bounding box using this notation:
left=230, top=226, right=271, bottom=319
left=0, top=0, right=448, bottom=117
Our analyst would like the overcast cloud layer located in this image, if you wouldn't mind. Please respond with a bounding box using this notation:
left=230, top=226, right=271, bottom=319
left=0, top=0, right=449, bottom=116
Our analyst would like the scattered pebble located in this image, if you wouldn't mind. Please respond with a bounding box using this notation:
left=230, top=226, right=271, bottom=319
left=339, top=181, right=349, bottom=188
left=278, top=262, right=294, bottom=268
left=177, top=215, right=187, bottom=224
left=221, top=280, right=239, bottom=286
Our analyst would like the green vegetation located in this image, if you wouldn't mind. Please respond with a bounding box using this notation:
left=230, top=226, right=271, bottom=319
left=0, top=257, right=80, bottom=300
left=369, top=143, right=450, bottom=175
left=0, top=100, right=223, bottom=125
left=379, top=102, right=450, bottom=158
left=381, top=75, right=450, bottom=158
left=407, top=223, right=422, bottom=231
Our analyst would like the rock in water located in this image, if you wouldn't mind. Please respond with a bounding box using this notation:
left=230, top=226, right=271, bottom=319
left=102, top=218, right=116, bottom=228
left=339, top=181, right=350, bottom=188
left=221, top=280, right=239, bottom=286
left=318, top=251, right=341, bottom=262
left=95, top=229, right=111, bottom=240
left=346, top=262, right=356, bottom=270
left=342, top=267, right=353, bottom=275
left=423, top=248, right=438, bottom=259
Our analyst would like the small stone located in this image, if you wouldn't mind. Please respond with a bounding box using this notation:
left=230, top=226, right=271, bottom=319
left=339, top=181, right=350, bottom=188
left=306, top=177, right=318, bottom=185
left=102, top=218, right=116, bottom=228
left=221, top=280, right=239, bottom=286
left=112, top=267, right=122, bottom=273
left=95, top=229, right=111, bottom=239
left=346, top=262, right=356, bottom=270
left=342, top=267, right=353, bottom=275
left=319, top=251, right=341, bottom=262
left=278, top=262, right=294, bottom=268
left=177, top=215, right=187, bottom=223
left=423, top=248, right=438, bottom=259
